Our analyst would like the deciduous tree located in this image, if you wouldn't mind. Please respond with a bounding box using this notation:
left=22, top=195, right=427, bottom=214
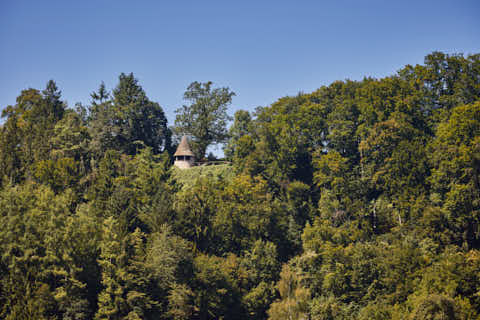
left=174, top=81, right=235, bottom=159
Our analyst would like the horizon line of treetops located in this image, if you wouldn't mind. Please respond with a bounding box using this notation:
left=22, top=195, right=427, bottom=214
left=0, top=51, right=479, bottom=319
left=9, top=50, right=478, bottom=164
left=3, top=51, right=478, bottom=163
left=3, top=74, right=235, bottom=161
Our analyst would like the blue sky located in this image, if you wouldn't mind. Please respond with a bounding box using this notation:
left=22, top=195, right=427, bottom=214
left=1, top=0, right=479, bottom=125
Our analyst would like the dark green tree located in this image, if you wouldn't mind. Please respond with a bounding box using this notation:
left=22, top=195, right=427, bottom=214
left=89, top=74, right=171, bottom=157
left=0, top=81, right=66, bottom=182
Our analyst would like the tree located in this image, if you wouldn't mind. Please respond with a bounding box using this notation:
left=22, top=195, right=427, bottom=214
left=224, top=109, right=253, bottom=159
left=174, top=81, right=235, bottom=159
left=428, top=102, right=480, bottom=248
left=191, top=254, right=247, bottom=320
left=50, top=110, right=90, bottom=163
left=89, top=74, right=171, bottom=157
left=241, top=240, right=280, bottom=319
left=95, top=216, right=128, bottom=319
left=172, top=176, right=220, bottom=253
left=410, top=295, right=461, bottom=320
left=90, top=81, right=110, bottom=105
left=167, top=283, right=194, bottom=320
left=0, top=183, right=94, bottom=320
left=267, top=264, right=310, bottom=320
left=246, top=93, right=328, bottom=185
left=0, top=81, right=66, bottom=182
left=359, top=115, right=428, bottom=202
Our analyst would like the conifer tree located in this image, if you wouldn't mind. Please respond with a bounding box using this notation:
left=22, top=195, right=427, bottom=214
left=89, top=74, right=171, bottom=157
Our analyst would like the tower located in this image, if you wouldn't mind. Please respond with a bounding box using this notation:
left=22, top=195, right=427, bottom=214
left=174, top=136, right=195, bottom=169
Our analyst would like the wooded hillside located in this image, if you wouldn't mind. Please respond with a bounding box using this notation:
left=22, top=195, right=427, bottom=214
left=1, top=52, right=479, bottom=319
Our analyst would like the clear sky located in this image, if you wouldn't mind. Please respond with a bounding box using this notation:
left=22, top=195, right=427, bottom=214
left=1, top=0, right=479, bottom=125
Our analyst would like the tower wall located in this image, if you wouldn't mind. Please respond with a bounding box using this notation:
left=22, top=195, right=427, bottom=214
left=174, top=158, right=194, bottom=169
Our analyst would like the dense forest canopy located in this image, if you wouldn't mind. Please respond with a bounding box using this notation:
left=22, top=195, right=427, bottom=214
left=0, top=52, right=479, bottom=319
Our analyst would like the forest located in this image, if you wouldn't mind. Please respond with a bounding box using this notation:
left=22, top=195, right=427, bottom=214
left=0, top=51, right=479, bottom=319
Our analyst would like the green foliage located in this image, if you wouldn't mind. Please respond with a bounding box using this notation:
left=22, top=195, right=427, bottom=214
left=50, top=109, right=90, bottom=162
left=429, top=102, right=480, bottom=248
left=0, top=183, right=97, bottom=319
left=171, top=163, right=234, bottom=190
left=214, top=174, right=291, bottom=256
left=192, top=253, right=248, bottom=319
left=167, top=283, right=194, bottom=320
left=240, top=240, right=280, bottom=318
left=174, top=81, right=235, bottom=159
left=89, top=73, right=171, bottom=157
left=34, top=157, right=80, bottom=193
left=267, top=264, right=310, bottom=320
left=410, top=295, right=463, bottom=320
left=224, top=109, right=253, bottom=159
left=0, top=52, right=479, bottom=319
left=0, top=81, right=66, bottom=183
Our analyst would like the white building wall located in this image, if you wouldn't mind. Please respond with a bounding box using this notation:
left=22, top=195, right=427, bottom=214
left=174, top=158, right=194, bottom=169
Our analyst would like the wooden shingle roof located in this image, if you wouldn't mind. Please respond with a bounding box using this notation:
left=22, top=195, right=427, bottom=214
left=174, top=136, right=195, bottom=157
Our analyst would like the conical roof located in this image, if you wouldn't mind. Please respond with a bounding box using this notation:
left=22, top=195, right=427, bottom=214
left=174, top=136, right=195, bottom=157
